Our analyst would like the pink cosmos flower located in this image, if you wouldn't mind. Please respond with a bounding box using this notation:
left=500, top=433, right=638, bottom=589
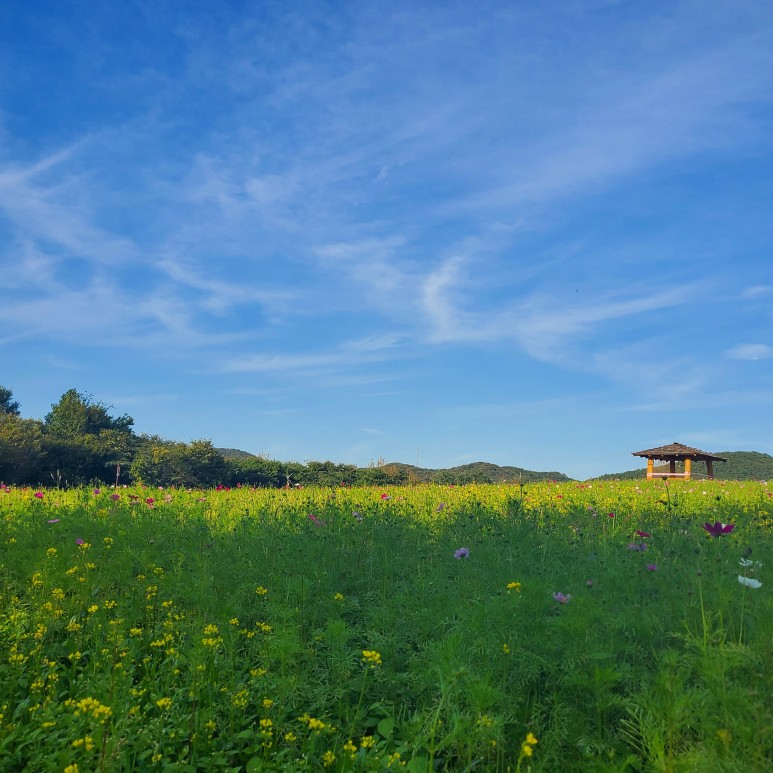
left=553, top=592, right=571, bottom=604
left=702, top=522, right=735, bottom=538
left=381, top=493, right=391, bottom=500
left=34, top=491, right=44, bottom=499
left=110, top=494, right=120, bottom=501
left=145, top=498, right=155, bottom=505
left=646, top=564, right=657, bottom=572
left=607, top=512, right=615, bottom=518
left=76, top=538, right=85, bottom=545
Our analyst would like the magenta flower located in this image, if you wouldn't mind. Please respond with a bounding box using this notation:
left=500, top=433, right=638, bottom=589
left=34, top=491, right=44, bottom=499
left=553, top=592, right=571, bottom=604
left=93, top=488, right=101, bottom=495
left=110, top=494, right=120, bottom=501
left=381, top=493, right=391, bottom=500
left=635, top=530, right=650, bottom=538
left=76, top=538, right=85, bottom=545
left=646, top=564, right=657, bottom=572
left=702, top=522, right=735, bottom=538
left=454, top=547, right=470, bottom=559
left=145, top=498, right=155, bottom=505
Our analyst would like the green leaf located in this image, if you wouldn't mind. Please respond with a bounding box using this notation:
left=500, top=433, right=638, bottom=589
left=377, top=717, right=395, bottom=738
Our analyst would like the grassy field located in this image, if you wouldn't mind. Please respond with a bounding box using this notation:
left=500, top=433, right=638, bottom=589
left=1, top=480, right=771, bottom=771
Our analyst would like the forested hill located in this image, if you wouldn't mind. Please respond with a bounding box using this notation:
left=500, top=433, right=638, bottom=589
left=383, top=461, right=571, bottom=484
left=592, top=451, right=773, bottom=481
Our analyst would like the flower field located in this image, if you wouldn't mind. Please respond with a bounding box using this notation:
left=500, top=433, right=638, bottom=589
left=1, top=480, right=771, bottom=772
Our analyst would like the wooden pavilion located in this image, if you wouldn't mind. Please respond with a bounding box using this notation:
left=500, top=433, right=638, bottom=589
left=632, top=442, right=727, bottom=480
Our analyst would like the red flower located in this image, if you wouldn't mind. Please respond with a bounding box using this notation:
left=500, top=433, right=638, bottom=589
left=635, top=530, right=650, bottom=538
left=702, top=521, right=735, bottom=537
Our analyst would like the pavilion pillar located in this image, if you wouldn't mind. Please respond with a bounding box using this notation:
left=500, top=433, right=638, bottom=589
left=684, top=458, right=692, bottom=479
left=669, top=460, right=676, bottom=474
left=706, top=460, right=714, bottom=479
left=646, top=459, right=654, bottom=479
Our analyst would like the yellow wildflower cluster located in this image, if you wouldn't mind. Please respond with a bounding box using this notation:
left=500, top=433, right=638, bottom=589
left=387, top=752, right=406, bottom=767
left=202, top=623, right=223, bottom=648
left=360, top=735, right=376, bottom=749
left=71, top=736, right=95, bottom=751
left=74, top=697, right=112, bottom=723
left=47, top=547, right=57, bottom=558
left=231, top=690, right=249, bottom=709
left=333, top=592, right=345, bottom=602
left=361, top=649, right=382, bottom=667
left=521, top=732, right=538, bottom=758
left=255, top=586, right=268, bottom=596
left=506, top=581, right=522, bottom=592
left=156, top=697, right=173, bottom=710
left=299, top=714, right=328, bottom=732
left=322, top=750, right=336, bottom=767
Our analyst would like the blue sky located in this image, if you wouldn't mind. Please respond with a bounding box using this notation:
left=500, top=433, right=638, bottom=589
left=1, top=0, right=772, bottom=479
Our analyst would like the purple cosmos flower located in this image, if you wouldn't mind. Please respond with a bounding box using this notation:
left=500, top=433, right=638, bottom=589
left=627, top=542, right=648, bottom=552
left=436, top=503, right=446, bottom=512
left=553, top=592, right=571, bottom=604
left=454, top=547, right=470, bottom=559
left=110, top=494, right=120, bottom=501
left=703, top=522, right=735, bottom=537
left=75, top=538, right=85, bottom=545
left=646, top=564, right=657, bottom=572
left=93, top=489, right=101, bottom=495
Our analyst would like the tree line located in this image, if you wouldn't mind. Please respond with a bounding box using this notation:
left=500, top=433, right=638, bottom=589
left=0, top=386, right=408, bottom=488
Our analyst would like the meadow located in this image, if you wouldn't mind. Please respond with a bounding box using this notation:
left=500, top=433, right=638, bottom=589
left=0, top=480, right=771, bottom=772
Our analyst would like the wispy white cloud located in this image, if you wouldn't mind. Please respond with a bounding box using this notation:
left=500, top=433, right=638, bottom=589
left=726, top=344, right=773, bottom=360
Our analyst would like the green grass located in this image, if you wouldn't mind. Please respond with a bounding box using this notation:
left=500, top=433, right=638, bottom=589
left=0, top=481, right=771, bottom=771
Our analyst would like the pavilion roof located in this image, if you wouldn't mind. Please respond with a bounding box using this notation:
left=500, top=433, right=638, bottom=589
left=632, top=442, right=727, bottom=462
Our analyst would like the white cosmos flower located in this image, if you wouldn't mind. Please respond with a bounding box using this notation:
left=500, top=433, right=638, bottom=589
left=738, top=575, right=762, bottom=589
left=739, top=558, right=764, bottom=568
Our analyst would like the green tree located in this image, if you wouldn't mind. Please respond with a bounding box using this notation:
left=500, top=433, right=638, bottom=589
left=42, top=389, right=135, bottom=485
left=0, top=415, right=45, bottom=484
left=45, top=389, right=133, bottom=437
left=129, top=438, right=228, bottom=487
left=0, top=385, right=21, bottom=416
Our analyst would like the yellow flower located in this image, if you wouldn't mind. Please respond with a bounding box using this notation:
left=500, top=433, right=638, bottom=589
left=502, top=643, right=510, bottom=654
left=506, top=581, right=522, bottom=592
left=255, top=586, right=268, bottom=596
left=333, top=592, right=345, bottom=602
left=522, top=743, right=533, bottom=757
left=156, top=697, right=172, bottom=710
left=283, top=731, right=297, bottom=742
left=360, top=735, right=376, bottom=749
left=525, top=732, right=538, bottom=746
left=64, top=765, right=79, bottom=773
left=361, top=649, right=382, bottom=667
left=262, top=698, right=274, bottom=709
left=322, top=750, right=336, bottom=767
left=716, top=729, right=732, bottom=746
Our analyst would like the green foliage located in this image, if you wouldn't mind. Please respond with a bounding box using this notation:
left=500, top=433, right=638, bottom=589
left=0, top=385, right=21, bottom=416
left=44, top=388, right=134, bottom=437
left=389, top=461, right=571, bottom=484
left=0, top=481, right=770, bottom=771
left=130, top=438, right=228, bottom=487
left=0, top=415, right=45, bottom=484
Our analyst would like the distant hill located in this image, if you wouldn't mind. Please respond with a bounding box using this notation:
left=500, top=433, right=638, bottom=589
left=384, top=461, right=572, bottom=484
left=593, top=451, right=773, bottom=481
left=216, top=448, right=258, bottom=461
